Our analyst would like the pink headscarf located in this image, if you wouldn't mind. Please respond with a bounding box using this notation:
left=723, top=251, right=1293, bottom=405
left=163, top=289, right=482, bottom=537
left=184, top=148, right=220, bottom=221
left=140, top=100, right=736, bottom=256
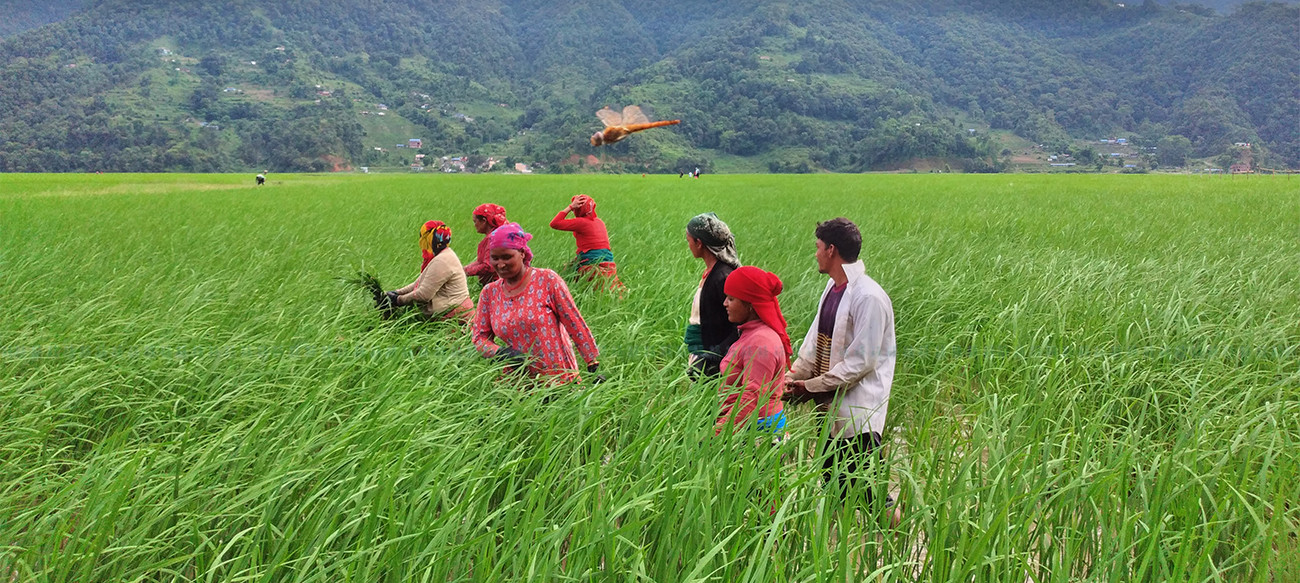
left=488, top=222, right=534, bottom=265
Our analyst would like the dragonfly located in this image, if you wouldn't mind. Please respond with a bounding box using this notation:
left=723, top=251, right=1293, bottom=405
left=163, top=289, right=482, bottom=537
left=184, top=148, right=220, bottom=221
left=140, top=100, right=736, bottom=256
left=590, top=105, right=680, bottom=147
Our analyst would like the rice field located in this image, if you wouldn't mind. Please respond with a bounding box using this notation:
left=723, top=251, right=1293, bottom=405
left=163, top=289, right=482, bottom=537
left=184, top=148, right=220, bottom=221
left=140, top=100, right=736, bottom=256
left=1, top=172, right=1297, bottom=582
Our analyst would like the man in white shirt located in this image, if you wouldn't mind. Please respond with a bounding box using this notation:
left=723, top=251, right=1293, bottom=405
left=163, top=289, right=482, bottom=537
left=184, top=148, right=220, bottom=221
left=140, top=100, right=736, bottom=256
left=787, top=218, right=896, bottom=508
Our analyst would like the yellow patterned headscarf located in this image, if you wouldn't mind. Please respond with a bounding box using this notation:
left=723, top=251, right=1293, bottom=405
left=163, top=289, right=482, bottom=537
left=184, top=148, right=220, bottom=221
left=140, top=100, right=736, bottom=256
left=420, top=220, right=452, bottom=269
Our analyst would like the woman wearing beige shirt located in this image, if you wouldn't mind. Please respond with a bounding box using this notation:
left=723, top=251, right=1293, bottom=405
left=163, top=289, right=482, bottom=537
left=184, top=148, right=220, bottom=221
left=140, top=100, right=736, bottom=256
left=384, top=221, right=475, bottom=321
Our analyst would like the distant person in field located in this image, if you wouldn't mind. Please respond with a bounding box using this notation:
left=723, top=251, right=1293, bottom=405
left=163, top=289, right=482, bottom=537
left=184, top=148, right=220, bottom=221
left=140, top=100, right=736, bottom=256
left=715, top=266, right=791, bottom=435
left=549, top=194, right=622, bottom=288
left=684, top=212, right=741, bottom=378
left=471, top=223, right=601, bottom=385
left=381, top=221, right=474, bottom=321
left=256, top=172, right=266, bottom=186
left=464, top=203, right=508, bottom=286
left=785, top=218, right=897, bottom=510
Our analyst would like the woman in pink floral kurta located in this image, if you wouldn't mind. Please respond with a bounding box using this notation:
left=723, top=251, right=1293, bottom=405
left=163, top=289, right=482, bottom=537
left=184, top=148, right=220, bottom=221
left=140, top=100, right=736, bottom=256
left=471, top=223, right=599, bottom=384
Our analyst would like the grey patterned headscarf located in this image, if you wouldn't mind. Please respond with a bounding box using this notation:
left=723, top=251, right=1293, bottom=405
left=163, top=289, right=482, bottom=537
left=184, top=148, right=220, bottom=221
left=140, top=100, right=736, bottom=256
left=686, top=212, right=740, bottom=268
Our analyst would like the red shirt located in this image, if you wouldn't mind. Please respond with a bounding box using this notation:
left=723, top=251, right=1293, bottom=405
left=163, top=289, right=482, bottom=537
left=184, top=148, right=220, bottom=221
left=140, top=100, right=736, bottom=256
left=471, top=268, right=599, bottom=383
left=463, top=236, right=496, bottom=281
left=550, top=212, right=611, bottom=254
left=716, top=320, right=786, bottom=431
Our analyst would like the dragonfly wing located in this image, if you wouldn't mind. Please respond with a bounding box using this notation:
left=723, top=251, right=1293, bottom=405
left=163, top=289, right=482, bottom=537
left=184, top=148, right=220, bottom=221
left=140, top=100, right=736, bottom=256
left=622, top=105, right=650, bottom=126
left=595, top=107, right=623, bottom=128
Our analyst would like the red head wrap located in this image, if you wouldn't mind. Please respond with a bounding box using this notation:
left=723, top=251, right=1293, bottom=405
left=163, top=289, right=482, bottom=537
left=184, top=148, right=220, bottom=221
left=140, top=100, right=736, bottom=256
left=571, top=194, right=596, bottom=217
left=420, top=220, right=452, bottom=270
left=473, top=203, right=508, bottom=230
left=723, top=266, right=792, bottom=367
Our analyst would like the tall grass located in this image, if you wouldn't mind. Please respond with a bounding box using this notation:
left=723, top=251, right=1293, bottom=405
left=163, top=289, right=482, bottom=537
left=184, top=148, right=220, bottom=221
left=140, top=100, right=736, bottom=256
left=1, top=173, right=1296, bottom=581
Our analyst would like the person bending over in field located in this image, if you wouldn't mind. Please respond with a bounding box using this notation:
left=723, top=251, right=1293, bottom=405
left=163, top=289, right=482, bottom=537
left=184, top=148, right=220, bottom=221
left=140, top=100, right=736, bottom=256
left=549, top=194, right=622, bottom=289
left=381, top=221, right=475, bottom=321
left=471, top=223, right=601, bottom=385
left=785, top=218, right=898, bottom=514
left=715, top=266, right=791, bottom=436
left=684, top=212, right=741, bottom=379
left=464, top=203, right=508, bottom=287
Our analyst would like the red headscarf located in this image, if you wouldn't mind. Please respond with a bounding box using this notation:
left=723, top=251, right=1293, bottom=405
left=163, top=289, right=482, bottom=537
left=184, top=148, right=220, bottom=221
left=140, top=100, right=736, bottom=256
left=723, top=266, right=792, bottom=367
left=571, top=194, right=596, bottom=217
left=420, top=220, right=452, bottom=270
left=473, top=203, right=508, bottom=230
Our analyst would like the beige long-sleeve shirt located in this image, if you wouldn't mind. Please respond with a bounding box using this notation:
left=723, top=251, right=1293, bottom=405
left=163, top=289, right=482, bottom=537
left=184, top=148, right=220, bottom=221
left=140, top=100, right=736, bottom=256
left=394, top=248, right=473, bottom=318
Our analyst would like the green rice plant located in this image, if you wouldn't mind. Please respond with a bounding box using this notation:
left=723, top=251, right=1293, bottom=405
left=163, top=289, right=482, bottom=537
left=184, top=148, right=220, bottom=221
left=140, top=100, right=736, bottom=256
left=0, top=173, right=1296, bottom=582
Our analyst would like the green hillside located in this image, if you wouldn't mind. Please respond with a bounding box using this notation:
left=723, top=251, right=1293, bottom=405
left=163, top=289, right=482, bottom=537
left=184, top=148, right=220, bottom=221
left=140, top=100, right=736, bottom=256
left=0, top=0, right=84, bottom=38
left=0, top=0, right=1295, bottom=172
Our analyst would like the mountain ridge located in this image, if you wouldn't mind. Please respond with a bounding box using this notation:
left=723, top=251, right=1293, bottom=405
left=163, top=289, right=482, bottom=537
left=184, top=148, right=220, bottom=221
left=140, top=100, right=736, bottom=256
left=1, top=0, right=1295, bottom=172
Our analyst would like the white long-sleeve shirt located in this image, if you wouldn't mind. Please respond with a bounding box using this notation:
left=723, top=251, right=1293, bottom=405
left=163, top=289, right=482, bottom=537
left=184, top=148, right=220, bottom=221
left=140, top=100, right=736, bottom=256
left=789, top=261, right=896, bottom=438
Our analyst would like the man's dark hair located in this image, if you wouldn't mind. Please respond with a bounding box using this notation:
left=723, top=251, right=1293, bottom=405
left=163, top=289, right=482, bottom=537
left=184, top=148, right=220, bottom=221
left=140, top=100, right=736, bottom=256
left=815, top=218, right=862, bottom=262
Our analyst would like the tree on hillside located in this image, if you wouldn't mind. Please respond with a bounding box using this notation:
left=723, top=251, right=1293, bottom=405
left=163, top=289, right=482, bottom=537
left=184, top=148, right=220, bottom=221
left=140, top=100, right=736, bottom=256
left=1157, top=135, right=1193, bottom=167
left=199, top=53, right=226, bottom=77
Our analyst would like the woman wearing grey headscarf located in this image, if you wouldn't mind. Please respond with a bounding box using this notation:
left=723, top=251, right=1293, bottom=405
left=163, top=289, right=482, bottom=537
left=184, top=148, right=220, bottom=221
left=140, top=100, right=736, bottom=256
left=684, top=212, right=742, bottom=378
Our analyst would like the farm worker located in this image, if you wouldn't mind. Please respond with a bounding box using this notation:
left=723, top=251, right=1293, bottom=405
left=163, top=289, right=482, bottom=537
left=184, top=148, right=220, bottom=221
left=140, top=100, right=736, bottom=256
left=684, top=212, right=741, bottom=378
left=549, top=194, right=622, bottom=288
left=715, top=266, right=791, bottom=435
left=382, top=221, right=475, bottom=321
left=471, top=223, right=601, bottom=384
left=255, top=172, right=265, bottom=186
left=785, top=218, right=897, bottom=509
left=464, top=203, right=508, bottom=286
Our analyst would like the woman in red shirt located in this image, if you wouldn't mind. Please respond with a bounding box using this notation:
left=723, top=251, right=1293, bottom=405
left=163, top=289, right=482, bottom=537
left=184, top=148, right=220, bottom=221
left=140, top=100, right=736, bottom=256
left=549, top=194, right=622, bottom=289
left=464, top=203, right=508, bottom=286
left=715, top=266, right=792, bottom=435
left=471, top=222, right=601, bottom=385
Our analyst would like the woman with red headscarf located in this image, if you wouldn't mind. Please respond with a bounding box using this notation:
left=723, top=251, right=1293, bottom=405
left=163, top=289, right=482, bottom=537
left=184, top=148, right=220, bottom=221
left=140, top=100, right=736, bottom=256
left=715, top=266, right=791, bottom=434
left=471, top=222, right=601, bottom=385
left=549, top=194, right=621, bottom=287
left=384, top=220, right=475, bottom=321
left=464, top=203, right=508, bottom=286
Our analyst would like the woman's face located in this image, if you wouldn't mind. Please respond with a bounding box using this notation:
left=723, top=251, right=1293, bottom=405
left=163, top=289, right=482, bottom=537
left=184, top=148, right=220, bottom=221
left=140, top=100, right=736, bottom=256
left=686, top=232, right=705, bottom=259
left=490, top=248, right=525, bottom=280
left=723, top=295, right=753, bottom=324
left=474, top=215, right=490, bottom=235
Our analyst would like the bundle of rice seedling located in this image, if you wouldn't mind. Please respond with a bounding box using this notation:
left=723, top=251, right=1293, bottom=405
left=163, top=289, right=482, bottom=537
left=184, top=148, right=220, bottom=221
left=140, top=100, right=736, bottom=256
left=341, top=268, right=384, bottom=299
left=340, top=268, right=395, bottom=318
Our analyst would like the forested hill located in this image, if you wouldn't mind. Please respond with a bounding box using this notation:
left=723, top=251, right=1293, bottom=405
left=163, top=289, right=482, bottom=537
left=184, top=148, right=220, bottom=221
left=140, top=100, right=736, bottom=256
left=1156, top=0, right=1298, bottom=12
left=1, top=0, right=1296, bottom=173
left=0, top=0, right=84, bottom=39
